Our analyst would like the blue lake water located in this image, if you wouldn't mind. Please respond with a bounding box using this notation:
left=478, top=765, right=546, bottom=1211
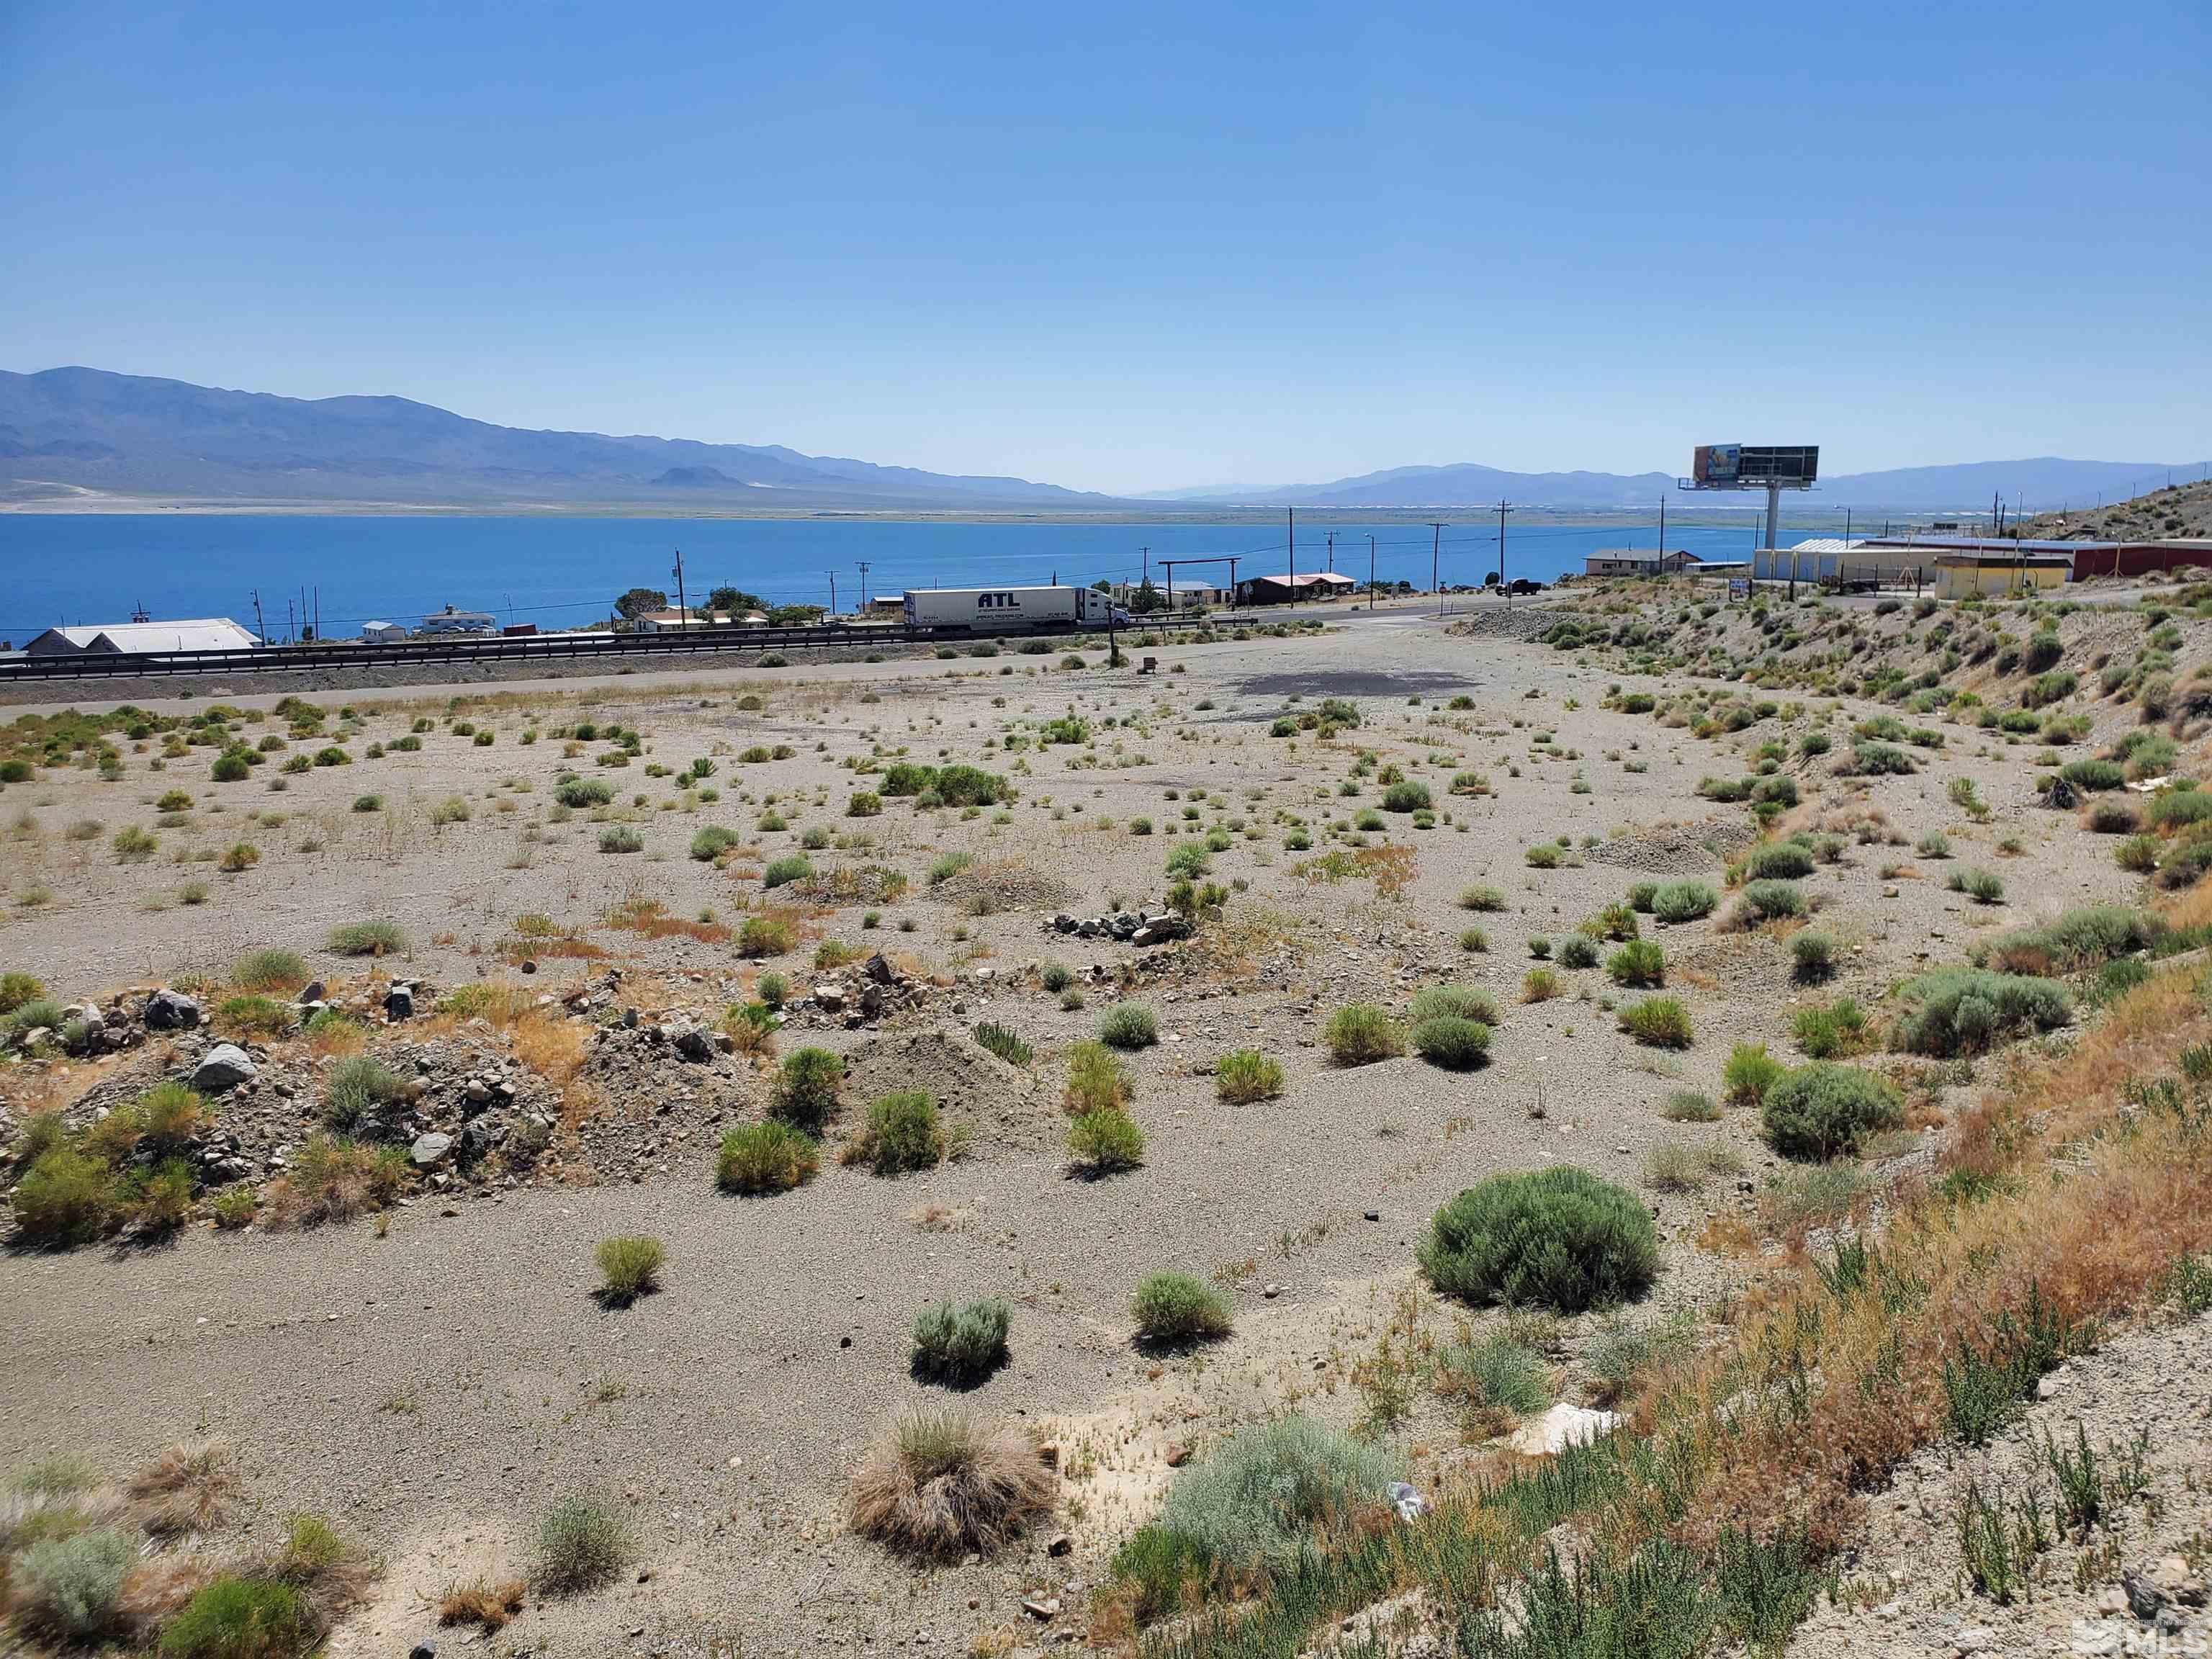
left=0, top=515, right=1770, bottom=642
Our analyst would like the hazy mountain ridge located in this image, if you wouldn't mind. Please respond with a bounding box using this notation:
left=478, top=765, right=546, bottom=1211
left=0, top=367, right=1113, bottom=508
left=3, top=367, right=2200, bottom=514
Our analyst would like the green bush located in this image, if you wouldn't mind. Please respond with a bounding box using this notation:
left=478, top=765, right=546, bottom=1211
left=1411, top=1015, right=1491, bottom=1069
left=554, top=777, right=613, bottom=808
left=323, top=1055, right=405, bottom=1134
left=1130, top=1271, right=1232, bottom=1345
left=326, top=918, right=407, bottom=958
left=1740, top=842, right=1815, bottom=880
left=1323, top=1003, right=1401, bottom=1065
left=1790, top=931, right=1836, bottom=982
left=1408, top=984, right=1499, bottom=1025
left=716, top=1120, right=818, bottom=1195
left=1099, top=1002, right=1159, bottom=1051
left=1434, top=1332, right=1551, bottom=1415
left=1068, top=1106, right=1146, bottom=1172
left=763, top=853, right=812, bottom=889
left=1739, top=879, right=1805, bottom=920
left=1381, top=780, right=1431, bottom=812
left=1892, top=967, right=2071, bottom=1056
left=11, top=1146, right=114, bottom=1248
left=1985, top=905, right=2161, bottom=975
left=973, top=1021, right=1032, bottom=1065
left=769, top=1048, right=843, bottom=1131
left=211, top=750, right=251, bottom=783
left=1459, top=884, right=1507, bottom=912
left=1215, top=1048, right=1285, bottom=1103
left=530, top=1496, right=633, bottom=1595
left=1761, top=1064, right=1903, bottom=1159
left=596, top=825, right=643, bottom=854
left=855, top=1091, right=945, bottom=1174
left=1791, top=998, right=1870, bottom=1059
left=2059, top=757, right=2125, bottom=792
left=1524, top=843, right=1561, bottom=868
left=1948, top=866, right=2005, bottom=904
left=232, top=946, right=309, bottom=992
left=1144, top=1415, right=1394, bottom=1578
left=910, top=1298, right=1012, bottom=1387
left=1421, top=1166, right=1658, bottom=1311
left=691, top=824, right=742, bottom=861
left=1606, top=939, right=1665, bottom=987
left=594, top=1235, right=665, bottom=1306
left=1557, top=935, right=1600, bottom=969
left=158, top=1575, right=318, bottom=1658
left=1619, top=997, right=1692, bottom=1048
left=1650, top=881, right=1717, bottom=923
left=14, top=1526, right=133, bottom=1638
left=0, top=968, right=45, bottom=1014
left=737, top=914, right=796, bottom=956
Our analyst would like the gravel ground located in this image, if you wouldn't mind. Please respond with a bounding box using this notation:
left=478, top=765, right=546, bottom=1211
left=0, top=595, right=2180, bottom=1655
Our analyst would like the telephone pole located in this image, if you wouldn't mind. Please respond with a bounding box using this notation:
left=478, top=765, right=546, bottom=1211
left=1368, top=535, right=1377, bottom=611
left=1494, top=500, right=1516, bottom=588
left=828, top=572, right=837, bottom=619
left=1656, top=495, right=1665, bottom=561
left=1287, top=507, right=1295, bottom=604
left=1429, top=523, right=1448, bottom=615
left=671, top=548, right=687, bottom=625
left=858, top=562, right=871, bottom=612
left=251, top=589, right=266, bottom=645
left=1326, top=529, right=1335, bottom=573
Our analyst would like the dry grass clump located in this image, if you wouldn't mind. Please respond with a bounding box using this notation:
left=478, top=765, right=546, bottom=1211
left=439, top=1575, right=526, bottom=1632
left=127, top=1441, right=237, bottom=1537
left=848, top=1410, right=1055, bottom=1560
left=259, top=1134, right=410, bottom=1228
left=529, top=1496, right=632, bottom=1595
left=593, top=1235, right=665, bottom=1306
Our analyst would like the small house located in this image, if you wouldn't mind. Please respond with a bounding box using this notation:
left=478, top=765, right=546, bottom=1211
left=418, top=606, right=496, bottom=637
left=361, top=621, right=408, bottom=645
left=1583, top=550, right=1704, bottom=577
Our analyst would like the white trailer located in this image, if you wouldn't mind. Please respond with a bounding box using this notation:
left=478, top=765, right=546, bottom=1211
left=900, top=585, right=1114, bottom=631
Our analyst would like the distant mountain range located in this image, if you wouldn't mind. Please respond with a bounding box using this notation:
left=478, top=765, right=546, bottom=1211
left=0, top=367, right=1112, bottom=510
left=2, top=367, right=2200, bottom=516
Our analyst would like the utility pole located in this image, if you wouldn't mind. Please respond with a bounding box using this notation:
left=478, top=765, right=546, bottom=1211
left=1287, top=507, right=1295, bottom=607
left=829, top=572, right=837, bottom=619
left=1494, top=500, right=1516, bottom=589
left=1326, top=529, right=1334, bottom=573
left=1657, top=495, right=1665, bottom=562
left=285, top=598, right=294, bottom=644
left=671, top=548, right=687, bottom=626
left=1141, top=547, right=1150, bottom=590
left=1368, top=535, right=1376, bottom=611
left=1429, top=522, right=1447, bottom=615
left=858, top=562, right=871, bottom=613
left=251, top=589, right=266, bottom=645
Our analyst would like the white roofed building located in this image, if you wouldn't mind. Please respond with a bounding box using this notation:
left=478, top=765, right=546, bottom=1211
left=25, top=618, right=259, bottom=657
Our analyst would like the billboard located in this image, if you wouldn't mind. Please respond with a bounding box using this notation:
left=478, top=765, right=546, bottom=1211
left=1694, top=444, right=1818, bottom=486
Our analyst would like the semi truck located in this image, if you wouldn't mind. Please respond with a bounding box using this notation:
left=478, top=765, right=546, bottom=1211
left=900, top=585, right=1118, bottom=632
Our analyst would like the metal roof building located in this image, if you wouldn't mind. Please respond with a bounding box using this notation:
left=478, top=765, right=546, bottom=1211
left=25, top=618, right=259, bottom=657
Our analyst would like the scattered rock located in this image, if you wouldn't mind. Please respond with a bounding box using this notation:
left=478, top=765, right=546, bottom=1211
left=189, top=1043, right=258, bottom=1092
left=143, top=989, right=202, bottom=1030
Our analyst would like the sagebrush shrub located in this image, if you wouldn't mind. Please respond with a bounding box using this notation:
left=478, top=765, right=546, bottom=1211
left=1761, top=1064, right=1903, bottom=1160
left=1408, top=984, right=1499, bottom=1025
left=531, top=1496, right=632, bottom=1594
left=594, top=1235, right=665, bottom=1306
left=852, top=1091, right=945, bottom=1175
left=1650, top=881, right=1717, bottom=923
left=12, top=1527, right=133, bottom=1638
left=910, top=1298, right=1012, bottom=1387
left=1892, top=968, right=2070, bottom=1056
left=1068, top=1107, right=1145, bottom=1172
left=1146, top=1415, right=1394, bottom=1578
left=158, top=1575, right=319, bottom=1658
left=1606, top=939, right=1665, bottom=987
left=1723, top=1042, right=1785, bottom=1107
left=1420, top=1166, right=1658, bottom=1311
left=1098, top=1003, right=1159, bottom=1051
left=1064, top=1040, right=1133, bottom=1114
left=1130, top=1271, right=1232, bottom=1344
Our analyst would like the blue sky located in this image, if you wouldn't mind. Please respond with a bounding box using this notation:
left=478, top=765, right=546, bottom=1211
left=2, top=0, right=2206, bottom=494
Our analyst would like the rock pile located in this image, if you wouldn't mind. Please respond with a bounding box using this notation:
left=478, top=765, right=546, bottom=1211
left=1047, top=909, right=1192, bottom=946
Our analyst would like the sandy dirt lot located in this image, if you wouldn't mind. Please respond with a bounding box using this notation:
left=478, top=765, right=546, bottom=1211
left=0, top=593, right=2177, bottom=1655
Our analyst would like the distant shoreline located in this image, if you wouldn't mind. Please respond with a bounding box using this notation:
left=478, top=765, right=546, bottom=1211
left=0, top=493, right=1792, bottom=529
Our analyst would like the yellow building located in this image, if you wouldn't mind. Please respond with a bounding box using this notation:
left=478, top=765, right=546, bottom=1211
left=1930, top=551, right=2072, bottom=600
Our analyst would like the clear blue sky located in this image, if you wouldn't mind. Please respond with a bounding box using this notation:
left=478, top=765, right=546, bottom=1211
left=2, top=1, right=2205, bottom=494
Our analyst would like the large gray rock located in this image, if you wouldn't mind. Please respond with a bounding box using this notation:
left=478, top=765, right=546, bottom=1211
left=144, top=989, right=202, bottom=1030
left=673, top=1026, right=714, bottom=1062
left=410, top=1133, right=454, bottom=1167
left=189, top=1043, right=258, bottom=1092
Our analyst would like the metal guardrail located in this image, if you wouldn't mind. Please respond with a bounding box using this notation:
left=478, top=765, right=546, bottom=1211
left=0, top=611, right=1261, bottom=683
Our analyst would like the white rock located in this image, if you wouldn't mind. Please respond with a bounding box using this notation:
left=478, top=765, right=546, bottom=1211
left=1505, top=1403, right=1622, bottom=1457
